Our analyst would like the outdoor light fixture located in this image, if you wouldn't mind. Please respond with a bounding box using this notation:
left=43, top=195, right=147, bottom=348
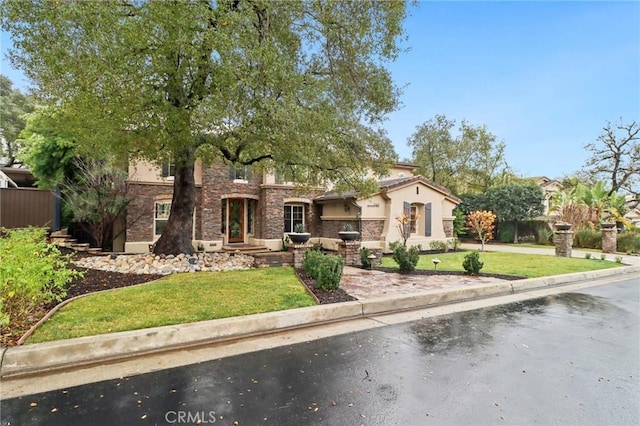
left=432, top=258, right=440, bottom=270
left=368, top=253, right=377, bottom=270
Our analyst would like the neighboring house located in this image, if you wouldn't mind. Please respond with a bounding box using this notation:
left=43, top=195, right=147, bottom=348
left=531, top=176, right=563, bottom=217
left=125, top=161, right=460, bottom=253
left=624, top=195, right=640, bottom=228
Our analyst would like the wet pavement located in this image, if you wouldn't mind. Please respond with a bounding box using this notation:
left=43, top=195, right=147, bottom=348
left=2, top=278, right=637, bottom=426
left=340, top=267, right=506, bottom=299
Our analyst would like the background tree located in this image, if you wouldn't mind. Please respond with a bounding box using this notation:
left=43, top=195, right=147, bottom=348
left=18, top=109, right=77, bottom=188
left=408, top=114, right=509, bottom=195
left=2, top=1, right=407, bottom=255
left=0, top=75, right=35, bottom=166
left=466, top=210, right=496, bottom=251
left=60, top=158, right=130, bottom=251
left=485, top=183, right=545, bottom=243
left=582, top=119, right=639, bottom=207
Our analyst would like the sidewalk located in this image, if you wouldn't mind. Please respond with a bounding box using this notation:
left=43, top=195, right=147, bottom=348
left=460, top=242, right=640, bottom=266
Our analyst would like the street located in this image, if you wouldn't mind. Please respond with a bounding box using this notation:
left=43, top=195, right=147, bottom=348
left=2, top=278, right=638, bottom=426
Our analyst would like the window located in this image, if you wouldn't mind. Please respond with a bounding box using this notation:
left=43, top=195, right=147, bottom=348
left=410, top=203, right=419, bottom=233
left=162, top=163, right=175, bottom=179
left=154, top=201, right=171, bottom=236
left=230, top=164, right=252, bottom=181
left=284, top=204, right=304, bottom=233
left=247, top=199, right=256, bottom=234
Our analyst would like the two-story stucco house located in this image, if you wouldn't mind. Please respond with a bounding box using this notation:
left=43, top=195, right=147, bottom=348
left=124, top=160, right=460, bottom=253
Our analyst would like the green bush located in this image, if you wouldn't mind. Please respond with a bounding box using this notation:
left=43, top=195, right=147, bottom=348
left=497, top=222, right=514, bottom=243
left=360, top=247, right=372, bottom=268
left=315, top=255, right=345, bottom=291
left=618, top=232, right=640, bottom=254
left=429, top=240, right=448, bottom=253
left=462, top=250, right=484, bottom=275
left=574, top=229, right=602, bottom=249
left=0, top=227, right=82, bottom=327
left=535, top=225, right=553, bottom=245
left=390, top=242, right=421, bottom=273
left=302, top=249, right=325, bottom=279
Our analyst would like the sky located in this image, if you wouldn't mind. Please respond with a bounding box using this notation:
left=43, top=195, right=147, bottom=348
left=1, top=1, right=639, bottom=180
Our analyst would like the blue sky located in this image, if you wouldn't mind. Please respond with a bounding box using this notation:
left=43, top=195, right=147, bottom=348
left=2, top=1, right=639, bottom=180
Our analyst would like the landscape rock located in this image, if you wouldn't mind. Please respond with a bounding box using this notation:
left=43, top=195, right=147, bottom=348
left=74, top=252, right=255, bottom=275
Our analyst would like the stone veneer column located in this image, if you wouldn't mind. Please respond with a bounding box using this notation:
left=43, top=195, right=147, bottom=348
left=601, top=227, right=617, bottom=254
left=288, top=244, right=308, bottom=269
left=554, top=228, right=574, bottom=257
left=442, top=217, right=454, bottom=238
left=338, top=241, right=361, bottom=266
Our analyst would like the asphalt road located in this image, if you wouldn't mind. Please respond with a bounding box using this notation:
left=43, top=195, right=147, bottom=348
left=2, top=278, right=638, bottom=426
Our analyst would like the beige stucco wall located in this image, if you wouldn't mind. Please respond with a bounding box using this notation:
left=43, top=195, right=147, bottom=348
left=128, top=159, right=203, bottom=185
left=372, top=182, right=457, bottom=251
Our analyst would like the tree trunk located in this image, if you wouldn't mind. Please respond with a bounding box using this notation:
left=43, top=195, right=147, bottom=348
left=153, top=148, right=196, bottom=255
left=513, top=221, right=519, bottom=244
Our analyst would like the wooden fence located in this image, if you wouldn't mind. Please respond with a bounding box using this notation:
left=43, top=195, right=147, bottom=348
left=0, top=188, right=56, bottom=229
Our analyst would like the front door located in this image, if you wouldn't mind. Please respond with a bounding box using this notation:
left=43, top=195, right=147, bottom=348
left=228, top=199, right=244, bottom=243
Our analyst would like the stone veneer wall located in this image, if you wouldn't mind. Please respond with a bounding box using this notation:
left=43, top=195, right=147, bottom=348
left=127, top=183, right=173, bottom=242
left=442, top=218, right=454, bottom=238
left=200, top=164, right=262, bottom=241
left=361, top=220, right=385, bottom=241
left=259, top=186, right=321, bottom=239
left=338, top=241, right=361, bottom=266
left=320, top=220, right=360, bottom=239
left=127, top=183, right=203, bottom=243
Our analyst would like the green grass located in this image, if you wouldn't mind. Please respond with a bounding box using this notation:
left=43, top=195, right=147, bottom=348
left=381, top=250, right=621, bottom=278
left=512, top=243, right=603, bottom=253
left=27, top=267, right=315, bottom=344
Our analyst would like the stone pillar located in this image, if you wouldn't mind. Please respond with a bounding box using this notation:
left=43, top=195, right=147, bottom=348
left=554, top=223, right=573, bottom=257
left=338, top=241, right=361, bottom=266
left=601, top=227, right=617, bottom=254
left=288, top=244, right=308, bottom=269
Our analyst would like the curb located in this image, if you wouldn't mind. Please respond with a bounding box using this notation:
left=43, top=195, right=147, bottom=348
left=2, top=265, right=638, bottom=379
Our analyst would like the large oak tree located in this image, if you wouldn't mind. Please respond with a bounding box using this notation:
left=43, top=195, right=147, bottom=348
left=2, top=0, right=406, bottom=254
left=408, top=114, right=509, bottom=195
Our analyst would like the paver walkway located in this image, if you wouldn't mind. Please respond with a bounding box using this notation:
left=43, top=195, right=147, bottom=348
left=340, top=267, right=505, bottom=300
left=339, top=243, right=639, bottom=300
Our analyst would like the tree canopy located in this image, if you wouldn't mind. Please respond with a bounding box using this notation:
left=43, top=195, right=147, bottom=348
left=408, top=114, right=509, bottom=195
left=2, top=0, right=408, bottom=254
left=0, top=75, right=35, bottom=167
left=582, top=119, right=639, bottom=207
left=485, top=183, right=545, bottom=243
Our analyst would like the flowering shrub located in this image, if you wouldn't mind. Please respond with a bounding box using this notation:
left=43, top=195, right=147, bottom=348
left=466, top=210, right=496, bottom=251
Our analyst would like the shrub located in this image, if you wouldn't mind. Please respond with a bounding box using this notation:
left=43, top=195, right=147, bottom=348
left=618, top=232, right=640, bottom=254
left=584, top=252, right=592, bottom=259
left=535, top=225, right=553, bottom=245
left=0, top=227, right=82, bottom=327
left=390, top=241, right=421, bottom=272
left=462, top=250, right=484, bottom=275
left=615, top=256, right=623, bottom=263
left=600, top=254, right=606, bottom=261
left=302, top=249, right=325, bottom=278
left=360, top=247, right=372, bottom=268
left=574, top=229, right=602, bottom=249
left=497, top=222, right=515, bottom=243
left=448, top=237, right=461, bottom=252
left=315, top=255, right=345, bottom=291
left=429, top=240, right=448, bottom=253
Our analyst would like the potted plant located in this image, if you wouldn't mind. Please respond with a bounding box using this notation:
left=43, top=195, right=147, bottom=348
left=288, top=223, right=311, bottom=244
left=338, top=223, right=360, bottom=241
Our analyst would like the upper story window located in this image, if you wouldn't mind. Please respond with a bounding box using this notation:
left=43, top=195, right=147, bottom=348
left=230, top=164, right=252, bottom=182
left=162, top=163, right=175, bottom=180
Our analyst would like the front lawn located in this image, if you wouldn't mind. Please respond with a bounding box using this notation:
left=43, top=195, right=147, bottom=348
left=27, top=267, right=316, bottom=344
left=381, top=250, right=621, bottom=278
